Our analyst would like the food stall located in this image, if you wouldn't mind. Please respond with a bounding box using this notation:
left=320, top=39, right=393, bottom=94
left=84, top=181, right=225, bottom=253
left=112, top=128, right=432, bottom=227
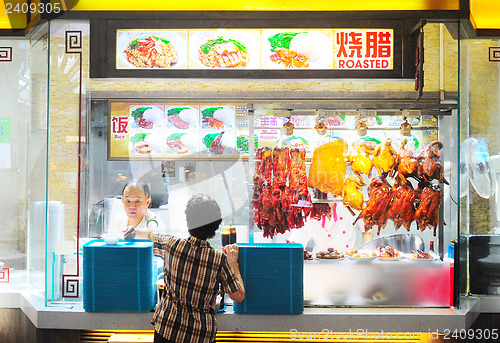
left=5, top=0, right=499, bottom=341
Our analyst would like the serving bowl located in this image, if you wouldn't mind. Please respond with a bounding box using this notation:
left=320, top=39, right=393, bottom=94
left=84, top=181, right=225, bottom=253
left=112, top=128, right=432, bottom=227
left=102, top=234, right=120, bottom=245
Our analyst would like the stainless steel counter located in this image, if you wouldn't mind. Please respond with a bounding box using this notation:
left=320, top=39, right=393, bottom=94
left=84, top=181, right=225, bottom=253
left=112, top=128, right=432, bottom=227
left=6, top=291, right=482, bottom=333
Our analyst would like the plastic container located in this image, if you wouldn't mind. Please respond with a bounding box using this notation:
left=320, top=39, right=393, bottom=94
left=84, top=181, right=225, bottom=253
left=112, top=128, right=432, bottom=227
left=233, top=243, right=304, bottom=314
left=83, top=240, right=155, bottom=312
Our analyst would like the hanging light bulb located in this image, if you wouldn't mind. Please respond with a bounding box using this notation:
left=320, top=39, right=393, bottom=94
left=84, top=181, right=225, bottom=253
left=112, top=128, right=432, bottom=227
left=400, top=117, right=412, bottom=136
left=283, top=117, right=294, bottom=136
left=356, top=120, right=367, bottom=137
left=315, top=120, right=327, bottom=135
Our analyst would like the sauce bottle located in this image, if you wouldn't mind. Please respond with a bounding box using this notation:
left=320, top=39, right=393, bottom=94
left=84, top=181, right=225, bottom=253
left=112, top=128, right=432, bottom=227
left=429, top=240, right=435, bottom=253
left=230, top=226, right=237, bottom=244
left=221, top=227, right=230, bottom=247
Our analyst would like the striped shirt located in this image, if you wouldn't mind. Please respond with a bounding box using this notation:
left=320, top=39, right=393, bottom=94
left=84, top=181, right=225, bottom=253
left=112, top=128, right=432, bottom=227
left=151, top=234, right=242, bottom=343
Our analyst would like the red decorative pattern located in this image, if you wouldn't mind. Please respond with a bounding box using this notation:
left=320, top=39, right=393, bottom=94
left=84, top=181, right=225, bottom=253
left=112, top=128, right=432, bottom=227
left=62, top=274, right=80, bottom=298
left=0, top=268, right=10, bottom=283
left=62, top=30, right=83, bottom=298
left=489, top=47, right=500, bottom=62
left=0, top=47, right=13, bottom=62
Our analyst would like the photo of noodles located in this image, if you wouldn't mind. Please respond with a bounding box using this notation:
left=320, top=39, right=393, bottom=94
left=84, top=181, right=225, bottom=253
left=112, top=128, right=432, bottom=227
left=123, top=35, right=178, bottom=68
left=198, top=36, right=248, bottom=68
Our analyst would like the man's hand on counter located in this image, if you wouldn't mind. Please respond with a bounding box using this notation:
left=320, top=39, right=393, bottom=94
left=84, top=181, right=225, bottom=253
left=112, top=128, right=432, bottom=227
left=222, top=244, right=240, bottom=266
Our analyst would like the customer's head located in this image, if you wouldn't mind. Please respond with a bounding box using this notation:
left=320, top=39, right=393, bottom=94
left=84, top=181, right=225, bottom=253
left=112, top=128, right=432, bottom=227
left=121, top=179, right=151, bottom=223
left=185, top=194, right=222, bottom=240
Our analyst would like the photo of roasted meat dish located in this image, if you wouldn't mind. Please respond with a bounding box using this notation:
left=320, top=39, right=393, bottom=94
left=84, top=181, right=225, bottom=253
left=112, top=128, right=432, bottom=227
left=198, top=36, right=248, bottom=68
left=267, top=31, right=329, bottom=68
left=123, top=35, right=177, bottom=68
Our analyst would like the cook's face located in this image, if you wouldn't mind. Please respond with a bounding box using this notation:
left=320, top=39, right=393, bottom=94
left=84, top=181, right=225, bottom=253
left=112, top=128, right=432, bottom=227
left=122, top=186, right=151, bottom=222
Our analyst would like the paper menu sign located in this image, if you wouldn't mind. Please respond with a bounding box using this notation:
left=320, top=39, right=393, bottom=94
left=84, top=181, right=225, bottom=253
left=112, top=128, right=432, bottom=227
left=0, top=118, right=12, bottom=169
left=0, top=118, right=10, bottom=143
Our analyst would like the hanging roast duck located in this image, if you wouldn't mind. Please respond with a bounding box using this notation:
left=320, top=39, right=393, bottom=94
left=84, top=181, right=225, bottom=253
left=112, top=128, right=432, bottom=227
left=353, top=176, right=393, bottom=235
left=418, top=140, right=449, bottom=185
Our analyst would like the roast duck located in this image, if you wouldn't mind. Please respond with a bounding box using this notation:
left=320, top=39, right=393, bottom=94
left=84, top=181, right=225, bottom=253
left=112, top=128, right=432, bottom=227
left=352, top=140, right=445, bottom=235
left=253, top=147, right=311, bottom=238
left=354, top=176, right=393, bottom=235
left=387, top=180, right=418, bottom=231
left=418, top=141, right=449, bottom=185
left=396, top=139, right=422, bottom=184
left=253, top=134, right=446, bottom=237
left=413, top=183, right=443, bottom=236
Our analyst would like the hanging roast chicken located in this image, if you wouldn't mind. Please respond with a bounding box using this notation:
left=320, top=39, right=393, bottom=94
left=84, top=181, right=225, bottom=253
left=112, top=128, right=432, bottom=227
left=348, top=141, right=376, bottom=183
left=342, top=177, right=365, bottom=211
left=353, top=176, right=393, bottom=235
left=373, top=138, right=397, bottom=177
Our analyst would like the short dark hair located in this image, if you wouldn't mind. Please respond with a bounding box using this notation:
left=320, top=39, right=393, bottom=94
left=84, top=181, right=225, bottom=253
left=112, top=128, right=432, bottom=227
left=185, top=194, right=222, bottom=240
left=122, top=179, right=150, bottom=198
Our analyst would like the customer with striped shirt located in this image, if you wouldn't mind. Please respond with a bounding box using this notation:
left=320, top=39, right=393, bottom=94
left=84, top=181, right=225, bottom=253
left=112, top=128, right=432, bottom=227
left=146, top=194, right=245, bottom=343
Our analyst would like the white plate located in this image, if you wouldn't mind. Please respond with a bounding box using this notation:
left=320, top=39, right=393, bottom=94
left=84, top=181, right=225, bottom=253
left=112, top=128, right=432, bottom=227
left=406, top=253, right=439, bottom=262
left=377, top=255, right=403, bottom=261
left=313, top=257, right=345, bottom=262
left=346, top=256, right=377, bottom=262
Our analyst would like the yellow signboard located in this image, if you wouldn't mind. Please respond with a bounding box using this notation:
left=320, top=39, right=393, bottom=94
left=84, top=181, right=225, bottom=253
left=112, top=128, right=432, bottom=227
left=1, top=0, right=28, bottom=30
left=1, top=0, right=460, bottom=30
left=67, top=0, right=460, bottom=12
left=471, top=0, right=500, bottom=30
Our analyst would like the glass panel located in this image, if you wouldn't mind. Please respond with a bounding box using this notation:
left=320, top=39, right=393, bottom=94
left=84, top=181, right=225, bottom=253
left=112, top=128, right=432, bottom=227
left=0, top=38, right=30, bottom=290
left=44, top=20, right=90, bottom=306
left=0, top=24, right=50, bottom=291
left=27, top=24, right=50, bottom=300
left=460, top=33, right=500, bottom=297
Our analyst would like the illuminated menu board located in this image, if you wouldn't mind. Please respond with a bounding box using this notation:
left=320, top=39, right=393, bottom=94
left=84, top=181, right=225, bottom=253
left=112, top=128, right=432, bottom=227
left=108, top=102, right=249, bottom=160
left=116, top=29, right=393, bottom=71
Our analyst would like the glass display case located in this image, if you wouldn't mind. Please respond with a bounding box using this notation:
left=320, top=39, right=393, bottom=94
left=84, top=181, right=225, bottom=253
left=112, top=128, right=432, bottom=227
left=10, top=19, right=464, bottom=310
